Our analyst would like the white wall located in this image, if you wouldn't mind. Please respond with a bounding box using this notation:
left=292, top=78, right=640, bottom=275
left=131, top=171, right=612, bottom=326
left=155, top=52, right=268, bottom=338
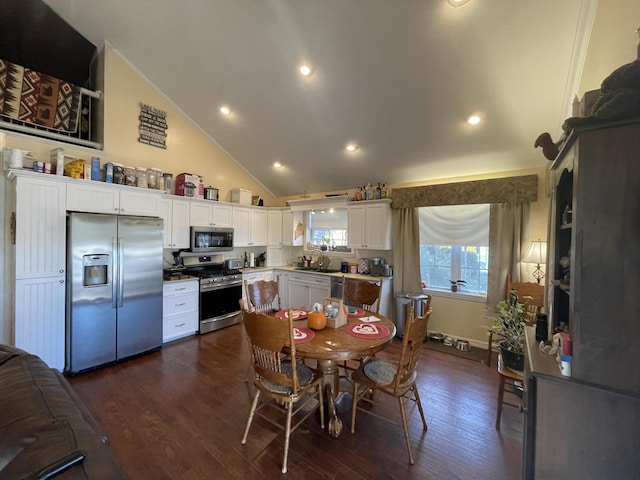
left=578, top=0, right=640, bottom=95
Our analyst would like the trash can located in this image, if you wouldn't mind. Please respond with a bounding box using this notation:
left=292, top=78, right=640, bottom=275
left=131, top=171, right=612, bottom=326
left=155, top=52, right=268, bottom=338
left=395, top=292, right=428, bottom=338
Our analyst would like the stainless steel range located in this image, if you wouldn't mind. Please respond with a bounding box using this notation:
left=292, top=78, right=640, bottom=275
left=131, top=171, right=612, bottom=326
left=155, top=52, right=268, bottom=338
left=182, top=254, right=243, bottom=334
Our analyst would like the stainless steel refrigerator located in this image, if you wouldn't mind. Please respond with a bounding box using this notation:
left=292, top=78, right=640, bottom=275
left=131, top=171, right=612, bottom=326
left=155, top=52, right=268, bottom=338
left=65, top=212, right=163, bottom=374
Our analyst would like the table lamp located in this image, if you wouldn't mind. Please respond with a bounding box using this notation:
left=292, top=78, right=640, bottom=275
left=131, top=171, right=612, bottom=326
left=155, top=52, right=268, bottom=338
left=523, top=240, right=547, bottom=284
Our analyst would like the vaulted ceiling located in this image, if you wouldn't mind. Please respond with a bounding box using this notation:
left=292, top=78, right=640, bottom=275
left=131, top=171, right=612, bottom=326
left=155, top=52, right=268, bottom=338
left=43, top=0, right=599, bottom=197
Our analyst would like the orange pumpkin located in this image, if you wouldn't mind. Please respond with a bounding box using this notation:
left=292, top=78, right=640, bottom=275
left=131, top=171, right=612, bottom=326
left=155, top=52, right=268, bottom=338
left=307, top=311, right=327, bottom=330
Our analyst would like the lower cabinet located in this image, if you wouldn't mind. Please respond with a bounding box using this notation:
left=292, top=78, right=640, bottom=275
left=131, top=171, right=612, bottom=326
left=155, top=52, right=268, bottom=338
left=287, top=272, right=331, bottom=308
left=162, top=280, right=198, bottom=343
left=14, top=277, right=66, bottom=371
left=523, top=328, right=640, bottom=478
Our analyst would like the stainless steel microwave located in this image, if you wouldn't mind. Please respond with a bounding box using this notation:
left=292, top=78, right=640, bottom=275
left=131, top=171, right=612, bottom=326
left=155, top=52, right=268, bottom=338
left=190, top=226, right=234, bottom=252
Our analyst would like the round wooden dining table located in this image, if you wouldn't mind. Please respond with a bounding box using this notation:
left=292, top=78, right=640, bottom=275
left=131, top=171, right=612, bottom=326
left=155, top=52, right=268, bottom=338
left=282, top=310, right=396, bottom=437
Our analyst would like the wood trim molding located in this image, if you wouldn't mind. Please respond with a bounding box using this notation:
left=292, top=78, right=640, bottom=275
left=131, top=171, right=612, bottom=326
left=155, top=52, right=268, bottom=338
left=390, top=174, right=538, bottom=208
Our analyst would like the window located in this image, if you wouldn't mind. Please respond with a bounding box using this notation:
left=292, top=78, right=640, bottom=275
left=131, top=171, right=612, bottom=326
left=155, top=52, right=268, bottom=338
left=305, top=209, right=350, bottom=251
left=419, top=204, right=490, bottom=295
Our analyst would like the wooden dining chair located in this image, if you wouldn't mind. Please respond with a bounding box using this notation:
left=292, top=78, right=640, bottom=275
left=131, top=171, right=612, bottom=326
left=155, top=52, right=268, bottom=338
left=350, top=304, right=431, bottom=465
left=486, top=274, right=544, bottom=366
left=342, top=277, right=383, bottom=313
left=244, top=275, right=281, bottom=314
left=241, top=309, right=324, bottom=474
left=340, top=277, right=384, bottom=374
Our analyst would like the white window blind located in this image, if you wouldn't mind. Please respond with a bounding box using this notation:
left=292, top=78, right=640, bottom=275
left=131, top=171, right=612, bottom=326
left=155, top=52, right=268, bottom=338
left=419, top=204, right=489, bottom=246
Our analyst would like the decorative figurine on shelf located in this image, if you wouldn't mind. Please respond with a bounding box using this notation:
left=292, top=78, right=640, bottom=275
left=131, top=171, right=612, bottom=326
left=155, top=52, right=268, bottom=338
left=534, top=132, right=561, bottom=161
left=552, top=253, right=571, bottom=292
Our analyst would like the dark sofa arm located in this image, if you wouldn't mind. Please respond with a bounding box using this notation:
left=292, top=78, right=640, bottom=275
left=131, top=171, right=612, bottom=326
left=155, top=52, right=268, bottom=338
left=0, top=344, right=125, bottom=479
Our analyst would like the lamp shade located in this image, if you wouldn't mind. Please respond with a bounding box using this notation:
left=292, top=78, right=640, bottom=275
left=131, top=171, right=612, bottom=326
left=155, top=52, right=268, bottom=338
left=522, top=240, right=547, bottom=265
left=522, top=240, right=547, bottom=283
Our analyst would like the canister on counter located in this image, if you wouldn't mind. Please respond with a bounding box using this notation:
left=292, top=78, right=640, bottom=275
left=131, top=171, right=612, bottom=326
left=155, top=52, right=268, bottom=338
left=147, top=168, right=162, bottom=189
left=113, top=163, right=125, bottom=185
left=136, top=167, right=148, bottom=188
left=104, top=162, right=114, bottom=183
left=91, top=157, right=101, bottom=181
left=124, top=166, right=136, bottom=186
left=163, top=173, right=173, bottom=194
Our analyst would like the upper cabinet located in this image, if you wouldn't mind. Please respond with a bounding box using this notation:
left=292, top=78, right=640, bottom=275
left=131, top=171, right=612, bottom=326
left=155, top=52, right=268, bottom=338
left=189, top=199, right=233, bottom=227
left=267, top=209, right=283, bottom=246
left=233, top=206, right=268, bottom=247
left=12, top=174, right=67, bottom=279
left=66, top=182, right=161, bottom=217
left=158, top=197, right=190, bottom=249
left=347, top=199, right=392, bottom=250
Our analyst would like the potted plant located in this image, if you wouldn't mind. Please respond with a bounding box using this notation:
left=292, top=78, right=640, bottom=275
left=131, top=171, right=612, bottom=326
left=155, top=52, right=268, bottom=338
left=489, top=290, right=529, bottom=371
left=449, top=280, right=466, bottom=292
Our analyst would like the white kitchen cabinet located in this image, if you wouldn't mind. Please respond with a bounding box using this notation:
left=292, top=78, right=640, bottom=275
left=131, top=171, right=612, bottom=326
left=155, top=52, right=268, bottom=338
left=9, top=172, right=67, bottom=369
left=287, top=272, right=330, bottom=309
left=233, top=206, right=268, bottom=246
left=189, top=199, right=233, bottom=227
left=347, top=199, right=392, bottom=250
left=277, top=270, right=290, bottom=307
left=282, top=209, right=303, bottom=246
left=159, top=197, right=190, bottom=249
left=14, top=277, right=66, bottom=370
left=14, top=175, right=67, bottom=280
left=267, top=209, right=283, bottom=246
left=162, top=280, right=198, bottom=343
left=66, top=182, right=161, bottom=217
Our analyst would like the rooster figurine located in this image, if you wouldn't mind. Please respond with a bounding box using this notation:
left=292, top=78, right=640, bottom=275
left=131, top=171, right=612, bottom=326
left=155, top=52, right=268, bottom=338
left=534, top=132, right=561, bottom=161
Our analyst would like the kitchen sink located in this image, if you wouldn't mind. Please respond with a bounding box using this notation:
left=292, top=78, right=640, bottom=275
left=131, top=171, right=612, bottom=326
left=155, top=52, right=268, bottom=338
left=294, top=267, right=342, bottom=273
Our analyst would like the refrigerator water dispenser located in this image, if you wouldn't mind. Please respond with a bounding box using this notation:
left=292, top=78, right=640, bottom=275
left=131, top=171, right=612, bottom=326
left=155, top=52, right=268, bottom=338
left=83, top=254, right=109, bottom=286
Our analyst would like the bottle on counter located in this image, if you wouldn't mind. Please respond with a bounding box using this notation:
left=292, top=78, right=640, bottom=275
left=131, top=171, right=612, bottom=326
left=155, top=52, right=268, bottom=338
left=364, top=183, right=372, bottom=200
left=244, top=252, right=248, bottom=268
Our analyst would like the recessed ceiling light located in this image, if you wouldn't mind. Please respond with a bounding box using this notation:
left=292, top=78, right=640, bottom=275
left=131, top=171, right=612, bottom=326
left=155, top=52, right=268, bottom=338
left=299, top=64, right=313, bottom=76
left=447, top=0, right=471, bottom=7
left=273, top=161, right=282, bottom=168
left=220, top=105, right=231, bottom=115
left=346, top=144, right=359, bottom=152
left=466, top=114, right=481, bottom=125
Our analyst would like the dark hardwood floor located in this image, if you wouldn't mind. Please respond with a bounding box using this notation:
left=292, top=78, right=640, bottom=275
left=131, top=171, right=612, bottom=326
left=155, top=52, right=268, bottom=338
left=68, top=324, right=523, bottom=479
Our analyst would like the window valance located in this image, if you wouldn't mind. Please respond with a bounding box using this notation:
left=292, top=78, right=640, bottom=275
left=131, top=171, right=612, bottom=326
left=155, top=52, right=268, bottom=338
left=390, top=174, right=538, bottom=208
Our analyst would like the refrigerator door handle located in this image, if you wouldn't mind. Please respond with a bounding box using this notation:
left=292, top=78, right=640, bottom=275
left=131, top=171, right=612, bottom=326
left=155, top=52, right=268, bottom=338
left=118, top=237, right=125, bottom=307
left=112, top=237, right=118, bottom=308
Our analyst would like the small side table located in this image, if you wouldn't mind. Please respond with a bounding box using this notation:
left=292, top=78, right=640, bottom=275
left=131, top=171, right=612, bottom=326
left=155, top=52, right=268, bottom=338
left=495, top=353, right=523, bottom=430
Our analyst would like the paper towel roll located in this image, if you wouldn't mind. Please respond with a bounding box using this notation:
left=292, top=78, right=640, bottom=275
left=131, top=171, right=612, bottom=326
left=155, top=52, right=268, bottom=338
left=249, top=252, right=255, bottom=267
left=9, top=148, right=23, bottom=169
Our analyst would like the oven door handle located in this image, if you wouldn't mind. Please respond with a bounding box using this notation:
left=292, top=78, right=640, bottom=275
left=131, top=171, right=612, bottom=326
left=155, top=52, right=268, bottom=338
left=200, top=311, right=241, bottom=325
left=200, top=279, right=243, bottom=292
